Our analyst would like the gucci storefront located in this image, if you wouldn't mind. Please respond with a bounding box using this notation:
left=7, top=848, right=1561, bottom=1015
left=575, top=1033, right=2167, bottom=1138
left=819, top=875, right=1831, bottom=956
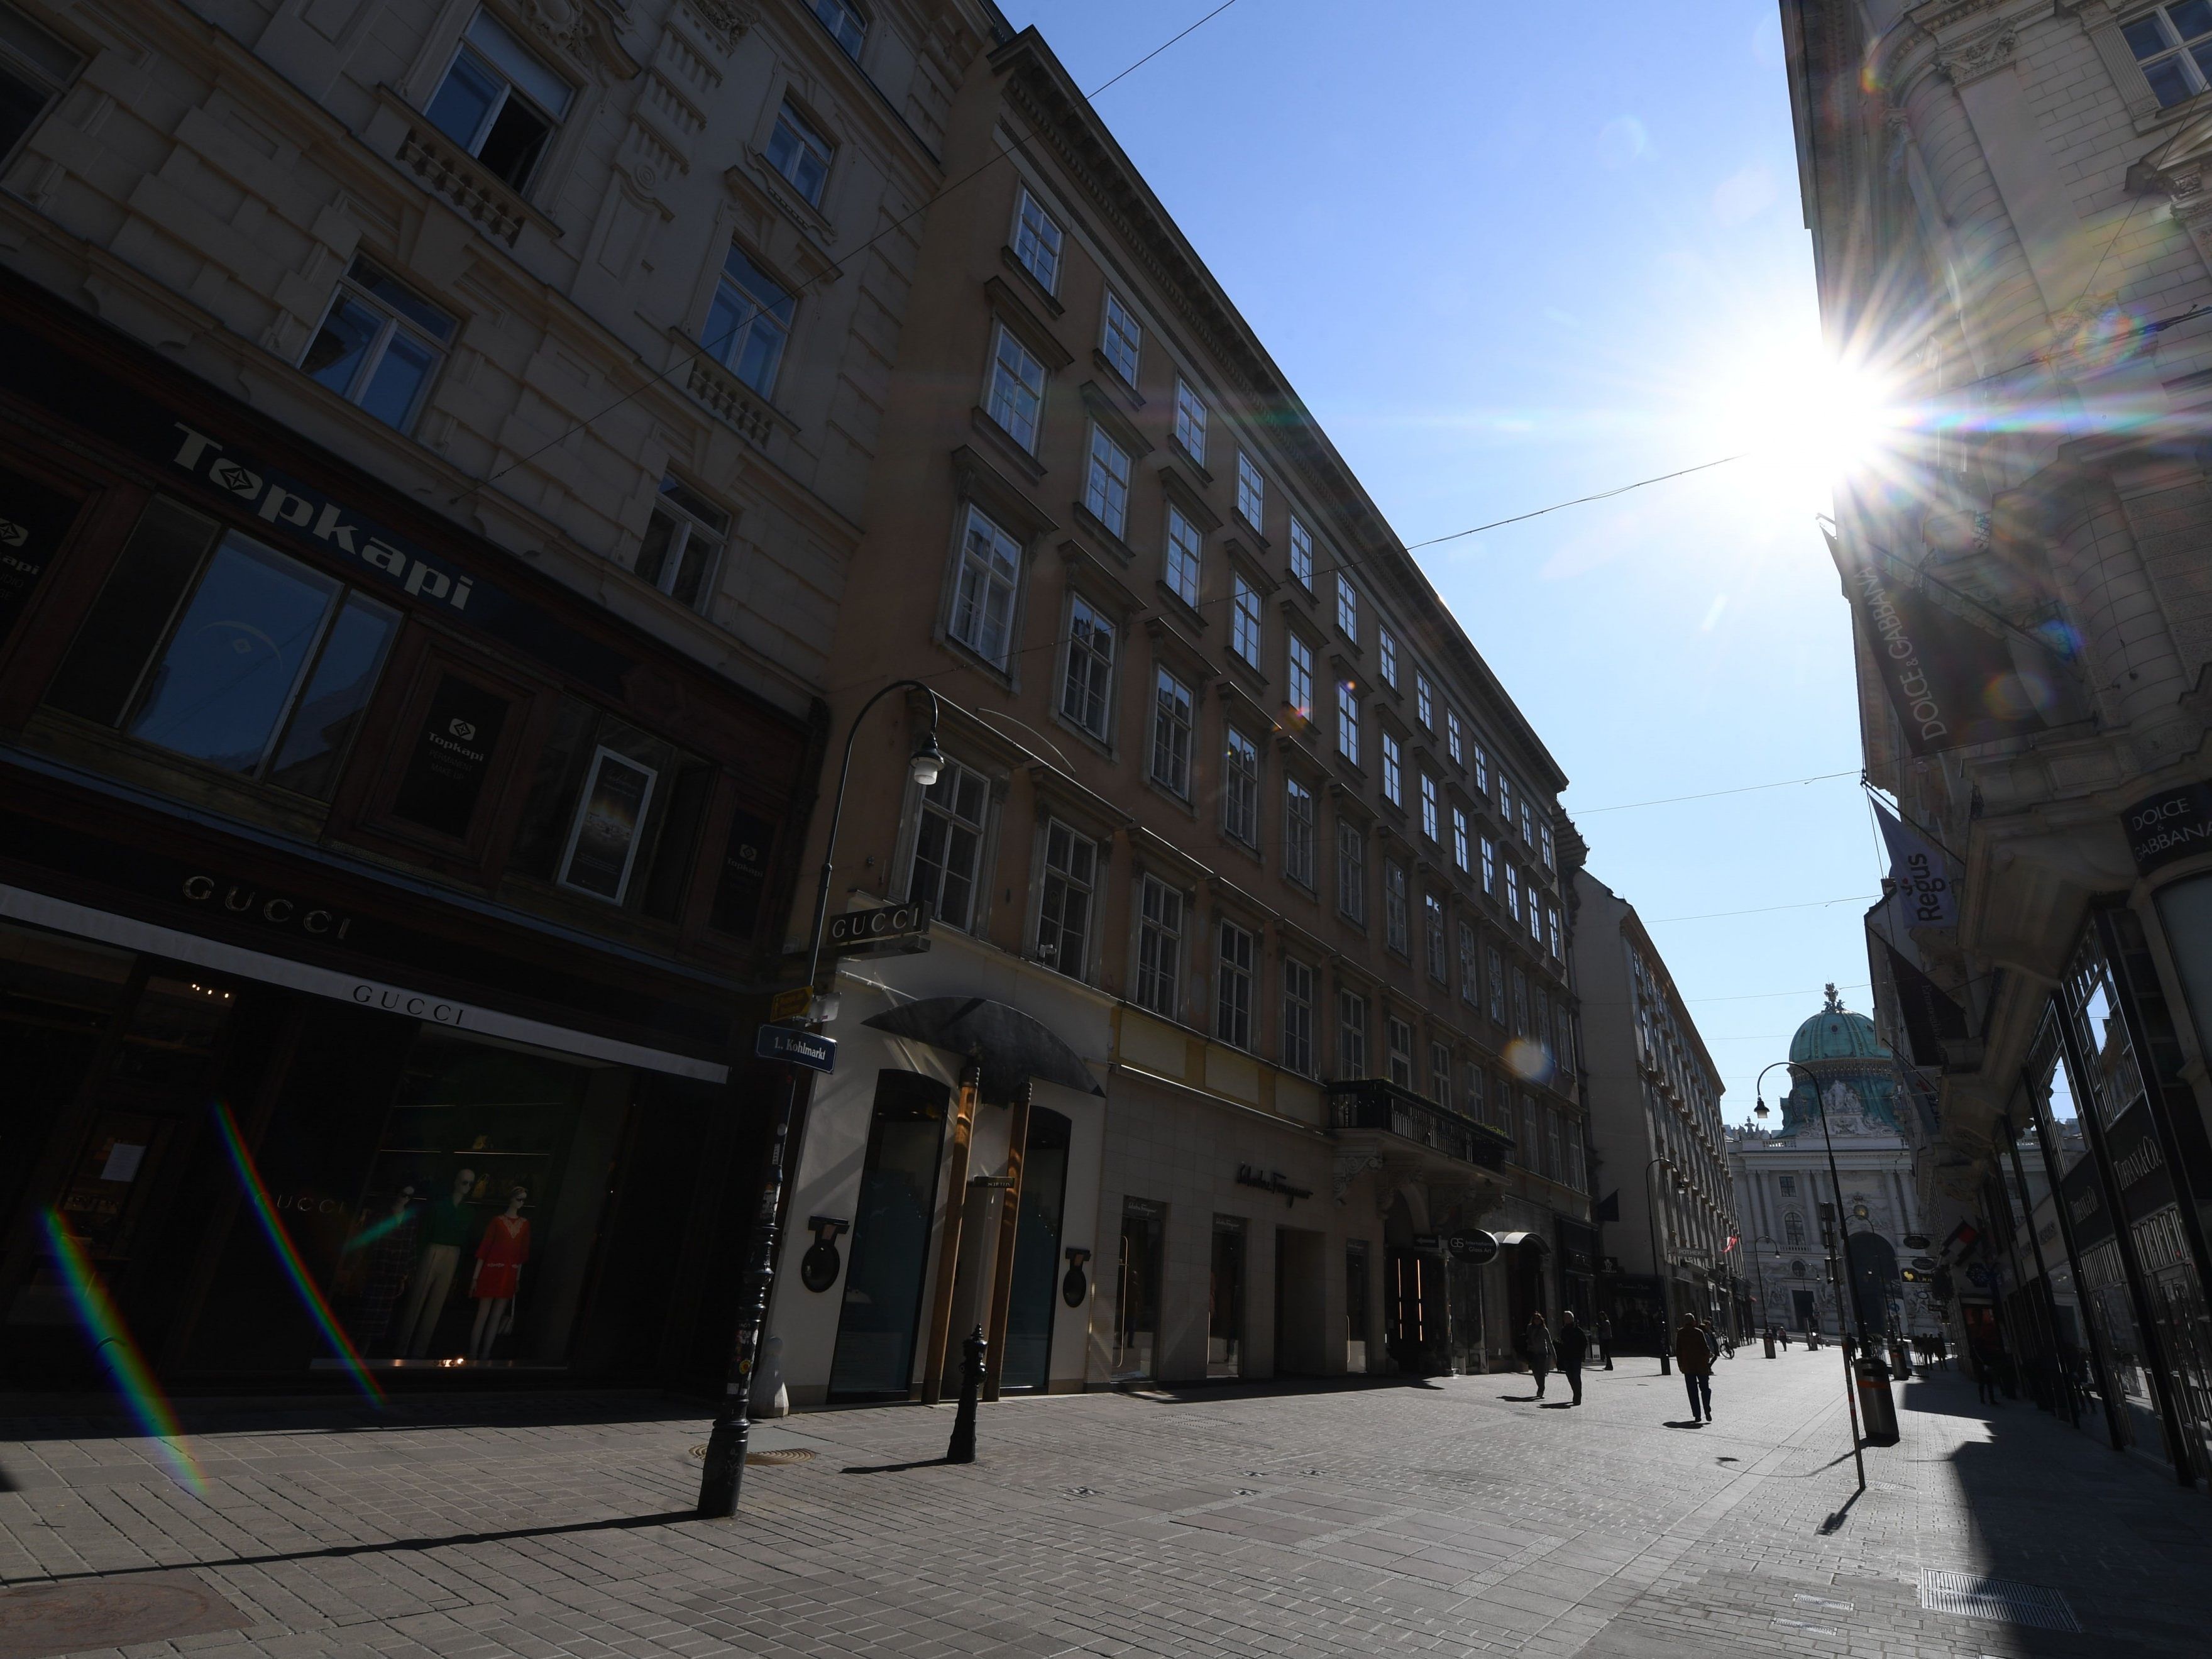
left=0, top=275, right=813, bottom=1396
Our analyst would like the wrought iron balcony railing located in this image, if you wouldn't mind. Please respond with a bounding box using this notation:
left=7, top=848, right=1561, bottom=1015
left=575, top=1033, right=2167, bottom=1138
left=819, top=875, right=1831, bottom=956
left=1326, top=1078, right=1513, bottom=1170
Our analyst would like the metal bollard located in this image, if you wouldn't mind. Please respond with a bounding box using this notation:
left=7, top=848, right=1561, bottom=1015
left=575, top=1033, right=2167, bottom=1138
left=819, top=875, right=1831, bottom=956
left=947, top=1325, right=986, bottom=1464
left=1763, top=1330, right=1776, bottom=1359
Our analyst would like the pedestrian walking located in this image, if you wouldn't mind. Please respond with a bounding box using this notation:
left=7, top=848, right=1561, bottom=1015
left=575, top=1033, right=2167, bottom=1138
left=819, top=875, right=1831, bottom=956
left=1778, top=1325, right=1790, bottom=1351
left=1597, top=1315, right=1615, bottom=1372
left=1675, top=1313, right=1714, bottom=1423
left=1554, top=1309, right=1589, bottom=1406
left=1973, top=1349, right=2000, bottom=1407
left=1524, top=1312, right=1554, bottom=1399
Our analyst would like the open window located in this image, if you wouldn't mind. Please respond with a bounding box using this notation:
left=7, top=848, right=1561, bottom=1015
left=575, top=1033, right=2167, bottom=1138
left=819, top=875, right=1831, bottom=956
left=425, top=10, right=573, bottom=192
left=0, top=1, right=81, bottom=166
left=635, top=475, right=728, bottom=611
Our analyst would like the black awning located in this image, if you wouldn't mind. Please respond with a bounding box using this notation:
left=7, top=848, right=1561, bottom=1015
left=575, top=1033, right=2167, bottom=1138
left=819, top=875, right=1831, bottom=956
left=863, top=996, right=1103, bottom=1103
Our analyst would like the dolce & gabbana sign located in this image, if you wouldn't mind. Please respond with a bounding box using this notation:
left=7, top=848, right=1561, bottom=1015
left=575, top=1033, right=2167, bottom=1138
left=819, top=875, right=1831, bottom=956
left=2123, top=780, right=2212, bottom=876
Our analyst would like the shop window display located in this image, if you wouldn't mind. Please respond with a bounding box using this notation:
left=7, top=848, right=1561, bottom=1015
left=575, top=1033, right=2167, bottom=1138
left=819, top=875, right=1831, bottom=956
left=0, top=921, right=134, bottom=1241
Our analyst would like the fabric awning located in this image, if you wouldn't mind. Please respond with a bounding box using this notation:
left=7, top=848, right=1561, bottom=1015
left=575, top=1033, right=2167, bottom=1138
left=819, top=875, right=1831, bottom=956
left=864, top=995, right=1104, bottom=1103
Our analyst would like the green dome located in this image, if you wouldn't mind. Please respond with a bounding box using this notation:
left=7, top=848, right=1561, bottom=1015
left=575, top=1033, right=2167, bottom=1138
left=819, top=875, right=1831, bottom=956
left=1789, top=986, right=1888, bottom=1064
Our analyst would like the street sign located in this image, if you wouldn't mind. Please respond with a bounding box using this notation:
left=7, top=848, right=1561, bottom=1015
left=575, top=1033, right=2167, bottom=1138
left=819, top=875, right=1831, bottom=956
left=1911, top=1255, right=1938, bottom=1272
left=1445, top=1230, right=1499, bottom=1265
left=826, top=900, right=932, bottom=955
left=756, top=1023, right=836, bottom=1073
left=769, top=986, right=813, bottom=1022
left=1411, top=1233, right=1443, bottom=1254
left=1903, top=1233, right=1931, bottom=1250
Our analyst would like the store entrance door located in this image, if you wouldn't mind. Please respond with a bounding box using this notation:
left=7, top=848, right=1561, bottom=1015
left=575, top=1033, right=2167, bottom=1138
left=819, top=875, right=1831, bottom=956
left=998, top=1106, right=1070, bottom=1392
left=828, top=1071, right=949, bottom=1401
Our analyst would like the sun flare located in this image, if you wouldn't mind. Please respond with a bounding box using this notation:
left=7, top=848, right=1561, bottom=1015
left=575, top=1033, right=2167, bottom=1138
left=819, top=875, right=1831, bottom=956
left=1688, top=337, right=1901, bottom=511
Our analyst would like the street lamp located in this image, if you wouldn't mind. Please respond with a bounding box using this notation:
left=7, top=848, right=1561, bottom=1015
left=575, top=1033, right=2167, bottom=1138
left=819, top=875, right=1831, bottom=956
left=698, top=679, right=944, bottom=1518
left=1644, top=1156, right=1687, bottom=1374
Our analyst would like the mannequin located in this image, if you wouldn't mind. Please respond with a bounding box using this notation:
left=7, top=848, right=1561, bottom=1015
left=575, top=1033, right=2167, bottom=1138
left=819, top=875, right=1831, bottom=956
left=468, top=1186, right=531, bottom=1360
left=348, top=1184, right=417, bottom=1352
left=393, top=1167, right=475, bottom=1359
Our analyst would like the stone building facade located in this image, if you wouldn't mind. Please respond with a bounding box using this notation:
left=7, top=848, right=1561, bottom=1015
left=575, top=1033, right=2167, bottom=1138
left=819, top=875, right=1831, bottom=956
left=1785, top=0, right=2212, bottom=1482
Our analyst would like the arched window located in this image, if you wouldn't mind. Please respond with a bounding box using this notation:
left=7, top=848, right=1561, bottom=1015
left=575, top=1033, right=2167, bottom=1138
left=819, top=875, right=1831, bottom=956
left=1784, top=1211, right=1805, bottom=1248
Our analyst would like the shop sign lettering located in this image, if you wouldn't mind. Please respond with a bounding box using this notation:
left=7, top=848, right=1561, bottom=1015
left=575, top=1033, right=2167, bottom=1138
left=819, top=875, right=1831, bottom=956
left=182, top=873, right=354, bottom=940
left=2123, top=780, right=2212, bottom=876
left=1235, top=1164, right=1312, bottom=1206
left=2113, top=1134, right=2166, bottom=1191
left=351, top=984, right=470, bottom=1027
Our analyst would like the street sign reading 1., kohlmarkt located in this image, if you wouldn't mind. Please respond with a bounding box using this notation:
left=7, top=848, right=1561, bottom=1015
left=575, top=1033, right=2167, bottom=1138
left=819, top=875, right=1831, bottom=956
left=756, top=1024, right=836, bottom=1073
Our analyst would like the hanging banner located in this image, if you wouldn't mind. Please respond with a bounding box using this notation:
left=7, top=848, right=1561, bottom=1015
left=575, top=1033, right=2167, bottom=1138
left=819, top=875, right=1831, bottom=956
left=1879, top=940, right=1970, bottom=1067
left=1871, top=797, right=1958, bottom=927
left=1827, top=531, right=2077, bottom=756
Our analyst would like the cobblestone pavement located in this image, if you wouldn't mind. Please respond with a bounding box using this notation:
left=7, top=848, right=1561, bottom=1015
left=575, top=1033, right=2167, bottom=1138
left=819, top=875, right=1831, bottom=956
left=1, top=1348, right=2205, bottom=1659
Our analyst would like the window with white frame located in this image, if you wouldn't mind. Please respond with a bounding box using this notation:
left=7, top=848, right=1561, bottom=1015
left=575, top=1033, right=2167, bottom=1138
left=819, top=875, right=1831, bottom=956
left=1487, top=945, right=1505, bottom=1022
left=634, top=475, right=729, bottom=611
left=1473, top=741, right=1489, bottom=795
left=703, top=243, right=795, bottom=396
left=1563, top=1118, right=1585, bottom=1190
left=1235, top=453, right=1265, bottom=529
left=1458, top=921, right=1479, bottom=1006
left=1337, top=682, right=1360, bottom=766
left=1230, top=573, right=1262, bottom=665
left=1384, top=861, right=1409, bottom=956
left=426, top=10, right=573, bottom=191
left=987, top=323, right=1047, bottom=452
left=1380, top=730, right=1402, bottom=805
left=1527, top=886, right=1544, bottom=943
left=1541, top=822, right=1555, bottom=868
left=1505, top=862, right=1521, bottom=923
left=1135, top=874, right=1182, bottom=1018
left=1288, top=515, right=1314, bottom=589
left=1337, top=821, right=1366, bottom=924
left=1480, top=834, right=1496, bottom=894
left=1036, top=820, right=1096, bottom=978
left=1546, top=902, right=1561, bottom=959
left=908, top=758, right=989, bottom=932
left=1452, top=806, right=1470, bottom=873
left=1513, top=966, right=1529, bottom=1035
left=299, top=256, right=455, bottom=434
left=1173, top=378, right=1208, bottom=463
left=1521, top=800, right=1535, bottom=844
left=766, top=99, right=834, bottom=206
left=1223, top=727, right=1259, bottom=845
left=1084, top=425, right=1131, bottom=537
left=1430, top=1041, right=1453, bottom=1108
left=1011, top=186, right=1063, bottom=291
left=1151, top=667, right=1194, bottom=796
left=2124, top=5, right=2212, bottom=105
left=1377, top=627, right=1398, bottom=688
left=1339, top=989, right=1368, bottom=1078
left=949, top=505, right=1021, bottom=670
left=1282, top=956, right=1314, bottom=1075
left=1284, top=776, right=1316, bottom=887
left=1386, top=1016, right=1414, bottom=1088
left=1420, top=772, right=1439, bottom=842
left=1499, top=771, right=1516, bottom=830
left=0, top=3, right=77, bottom=165
left=1548, top=1113, right=1565, bottom=1184
left=1424, top=892, right=1446, bottom=981
left=1216, top=920, right=1255, bottom=1050
left=1060, top=595, right=1115, bottom=739
left=1447, top=708, right=1462, bottom=764
left=1335, top=575, right=1358, bottom=639
left=1101, top=290, right=1142, bottom=383
left=1416, top=673, right=1434, bottom=729
left=1554, top=1001, right=1575, bottom=1074
left=1287, top=633, right=1315, bottom=720
left=1164, top=504, right=1202, bottom=607
left=810, top=0, right=865, bottom=56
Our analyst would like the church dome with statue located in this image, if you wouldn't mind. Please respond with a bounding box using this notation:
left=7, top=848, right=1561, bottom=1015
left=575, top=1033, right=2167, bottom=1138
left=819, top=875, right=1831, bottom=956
left=1777, top=986, right=1903, bottom=1136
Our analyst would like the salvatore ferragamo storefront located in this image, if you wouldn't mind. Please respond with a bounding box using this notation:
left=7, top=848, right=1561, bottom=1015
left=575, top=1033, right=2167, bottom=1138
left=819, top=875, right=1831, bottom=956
left=0, top=275, right=813, bottom=1397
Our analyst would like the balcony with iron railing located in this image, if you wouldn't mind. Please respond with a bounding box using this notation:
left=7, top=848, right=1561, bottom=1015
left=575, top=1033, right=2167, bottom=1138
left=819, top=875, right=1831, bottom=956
left=1326, top=1078, right=1514, bottom=1171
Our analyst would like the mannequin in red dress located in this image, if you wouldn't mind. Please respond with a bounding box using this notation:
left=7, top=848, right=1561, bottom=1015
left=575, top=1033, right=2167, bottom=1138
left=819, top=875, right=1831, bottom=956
left=468, top=1187, right=530, bottom=1360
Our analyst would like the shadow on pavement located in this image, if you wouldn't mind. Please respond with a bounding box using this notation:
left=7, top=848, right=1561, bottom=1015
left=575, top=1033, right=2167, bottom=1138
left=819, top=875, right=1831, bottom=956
left=0, top=1388, right=709, bottom=1443
left=840, top=1457, right=953, bottom=1474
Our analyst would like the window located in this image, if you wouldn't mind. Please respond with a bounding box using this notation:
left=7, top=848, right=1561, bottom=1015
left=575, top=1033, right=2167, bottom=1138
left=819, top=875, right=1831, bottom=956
left=1337, top=821, right=1366, bottom=924
left=1487, top=945, right=1505, bottom=1022
left=1480, top=835, right=1496, bottom=894
left=907, top=758, right=989, bottom=931
left=0, top=1, right=77, bottom=163
left=1336, top=682, right=1360, bottom=765
left=1078, top=425, right=1132, bottom=538
left=1216, top=920, right=1255, bottom=1050
left=1037, top=820, right=1096, bottom=978
left=1522, top=800, right=1536, bottom=845
left=47, top=499, right=397, bottom=800
left=1380, top=730, right=1402, bottom=804
left=1287, top=634, right=1315, bottom=719
left=1011, top=187, right=1063, bottom=291
left=1527, top=884, right=1544, bottom=942
left=1280, top=778, right=1318, bottom=888
left=1430, top=1042, right=1453, bottom=1108
left=1780, top=1174, right=1797, bottom=1196
left=1540, top=822, right=1556, bottom=869
left=1499, top=771, right=1516, bottom=831
left=703, top=244, right=795, bottom=395
left=1473, top=742, right=1489, bottom=795
left=1335, top=576, right=1358, bottom=639
left=1101, top=290, right=1142, bottom=383
left=1282, top=957, right=1314, bottom=1075
left=1447, top=709, right=1463, bottom=764
left=1060, top=595, right=1115, bottom=739
left=1452, top=807, right=1470, bottom=872
left=1384, top=861, right=1409, bottom=956
left=1386, top=1017, right=1414, bottom=1088
left=1424, top=893, right=1446, bottom=981
left=949, top=505, right=1021, bottom=669
left=1135, top=874, right=1182, bottom=1018
left=810, top=0, right=866, bottom=56
left=1377, top=628, right=1398, bottom=688
left=1173, top=378, right=1208, bottom=463
left=766, top=100, right=833, bottom=206
left=1505, top=862, right=1521, bottom=923
left=634, top=475, right=729, bottom=611
left=1151, top=667, right=1194, bottom=797
left=1548, top=1114, right=1565, bottom=1184
left=987, top=323, right=1047, bottom=452
left=1563, top=1118, right=1585, bottom=1191
left=2125, top=4, right=2212, bottom=105
left=1235, top=453, right=1265, bottom=529
left=1420, top=773, right=1439, bottom=842
left=299, top=258, right=454, bottom=434
left=1288, top=515, right=1314, bottom=589
left=1546, top=903, right=1562, bottom=960
left=1223, top=728, right=1260, bottom=845
left=1513, top=967, right=1529, bottom=1035
left=426, top=11, right=573, bottom=190
left=1458, top=922, right=1479, bottom=1006
left=1415, top=674, right=1434, bottom=729
left=1339, top=989, right=1368, bottom=1078
left=1784, top=1211, right=1805, bottom=1247
left=1164, top=504, right=1202, bottom=607
left=1230, top=573, right=1262, bottom=665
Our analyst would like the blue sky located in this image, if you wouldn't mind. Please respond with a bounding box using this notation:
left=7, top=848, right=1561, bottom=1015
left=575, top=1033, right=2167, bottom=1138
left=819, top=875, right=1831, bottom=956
left=1003, top=0, right=1883, bottom=1120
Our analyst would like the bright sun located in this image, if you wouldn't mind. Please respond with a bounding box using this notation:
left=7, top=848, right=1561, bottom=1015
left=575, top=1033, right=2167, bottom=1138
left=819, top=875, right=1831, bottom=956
left=1688, top=338, right=1901, bottom=512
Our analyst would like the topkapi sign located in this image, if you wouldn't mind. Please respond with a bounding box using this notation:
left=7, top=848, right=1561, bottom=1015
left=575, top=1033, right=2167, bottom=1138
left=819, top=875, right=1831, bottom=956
left=2123, top=780, right=2212, bottom=877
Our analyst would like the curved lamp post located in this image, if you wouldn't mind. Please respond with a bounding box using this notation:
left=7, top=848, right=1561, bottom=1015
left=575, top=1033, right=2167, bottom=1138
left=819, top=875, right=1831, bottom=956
left=698, top=680, right=944, bottom=1518
left=1645, top=1155, right=1688, bottom=1374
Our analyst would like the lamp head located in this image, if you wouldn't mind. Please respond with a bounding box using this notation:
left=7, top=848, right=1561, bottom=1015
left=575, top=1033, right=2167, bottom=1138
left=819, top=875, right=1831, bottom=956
left=909, top=730, right=946, bottom=788
left=1753, top=1099, right=1769, bottom=1120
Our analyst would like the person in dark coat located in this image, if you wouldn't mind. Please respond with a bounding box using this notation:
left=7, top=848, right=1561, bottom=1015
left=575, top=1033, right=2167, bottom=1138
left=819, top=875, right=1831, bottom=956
left=1524, top=1312, right=1554, bottom=1399
left=1597, top=1315, right=1615, bottom=1371
left=1675, top=1314, right=1715, bottom=1422
left=1554, top=1309, right=1590, bottom=1405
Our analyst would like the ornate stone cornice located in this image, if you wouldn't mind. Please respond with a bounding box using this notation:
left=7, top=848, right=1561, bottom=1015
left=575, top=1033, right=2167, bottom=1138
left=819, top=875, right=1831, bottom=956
left=1935, top=20, right=2018, bottom=85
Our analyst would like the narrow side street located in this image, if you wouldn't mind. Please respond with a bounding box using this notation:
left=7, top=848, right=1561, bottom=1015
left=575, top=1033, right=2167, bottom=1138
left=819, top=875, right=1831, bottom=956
left=2, top=1352, right=2203, bottom=1659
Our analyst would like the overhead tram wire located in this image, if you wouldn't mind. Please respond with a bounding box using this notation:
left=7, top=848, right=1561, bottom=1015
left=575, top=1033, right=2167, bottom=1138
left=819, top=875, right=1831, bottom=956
left=1643, top=895, right=1878, bottom=925
left=1571, top=769, right=1861, bottom=815
left=475, top=0, right=1248, bottom=488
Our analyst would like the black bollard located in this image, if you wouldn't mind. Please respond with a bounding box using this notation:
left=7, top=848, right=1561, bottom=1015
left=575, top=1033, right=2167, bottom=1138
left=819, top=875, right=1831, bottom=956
left=946, top=1325, right=986, bottom=1464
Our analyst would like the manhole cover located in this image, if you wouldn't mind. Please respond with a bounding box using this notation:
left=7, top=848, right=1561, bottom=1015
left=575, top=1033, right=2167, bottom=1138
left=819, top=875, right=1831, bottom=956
left=685, top=1443, right=815, bottom=1466
left=1918, top=1571, right=2079, bottom=1632
left=0, top=1573, right=250, bottom=1659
